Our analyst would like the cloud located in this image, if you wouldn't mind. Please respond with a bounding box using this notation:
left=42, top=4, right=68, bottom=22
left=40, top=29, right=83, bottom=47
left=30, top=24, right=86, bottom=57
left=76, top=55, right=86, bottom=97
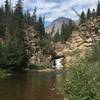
left=23, top=0, right=98, bottom=26
left=0, top=0, right=98, bottom=26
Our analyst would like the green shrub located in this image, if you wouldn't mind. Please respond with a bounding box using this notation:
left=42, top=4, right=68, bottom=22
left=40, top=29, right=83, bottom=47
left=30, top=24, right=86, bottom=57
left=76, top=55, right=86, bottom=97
left=0, top=69, right=8, bottom=79
left=29, top=64, right=46, bottom=70
left=61, top=59, right=100, bottom=100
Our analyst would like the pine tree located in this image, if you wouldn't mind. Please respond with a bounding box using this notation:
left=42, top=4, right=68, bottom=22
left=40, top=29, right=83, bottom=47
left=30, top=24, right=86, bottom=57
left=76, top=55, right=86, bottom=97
left=68, top=20, right=73, bottom=36
left=61, top=23, right=67, bottom=42
left=87, top=8, right=92, bottom=19
left=97, top=1, right=100, bottom=16
left=14, top=0, right=23, bottom=34
left=24, top=10, right=32, bottom=25
left=60, top=20, right=73, bottom=43
left=36, top=16, right=45, bottom=40
left=51, top=25, right=55, bottom=35
left=92, top=9, right=96, bottom=19
left=5, top=0, right=11, bottom=16
left=25, top=10, right=36, bottom=26
left=32, top=7, right=37, bottom=26
left=61, top=23, right=66, bottom=42
left=4, top=0, right=13, bottom=39
left=80, top=11, right=86, bottom=24
left=4, top=0, right=29, bottom=70
left=53, top=30, right=61, bottom=42
left=0, top=6, right=5, bottom=37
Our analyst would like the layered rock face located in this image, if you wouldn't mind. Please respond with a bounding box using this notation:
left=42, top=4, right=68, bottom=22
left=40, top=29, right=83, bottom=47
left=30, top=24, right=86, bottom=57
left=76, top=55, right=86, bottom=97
left=24, top=25, right=51, bottom=66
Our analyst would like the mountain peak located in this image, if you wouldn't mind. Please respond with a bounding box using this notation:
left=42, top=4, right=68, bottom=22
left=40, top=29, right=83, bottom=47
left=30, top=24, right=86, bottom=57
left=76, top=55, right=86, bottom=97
left=45, top=17, right=72, bottom=36
left=54, top=17, right=70, bottom=21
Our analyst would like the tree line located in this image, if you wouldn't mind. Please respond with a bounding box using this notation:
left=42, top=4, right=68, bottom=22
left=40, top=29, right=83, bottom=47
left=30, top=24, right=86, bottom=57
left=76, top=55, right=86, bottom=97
left=0, top=0, right=45, bottom=71
left=53, top=20, right=74, bottom=43
left=80, top=1, right=100, bottom=24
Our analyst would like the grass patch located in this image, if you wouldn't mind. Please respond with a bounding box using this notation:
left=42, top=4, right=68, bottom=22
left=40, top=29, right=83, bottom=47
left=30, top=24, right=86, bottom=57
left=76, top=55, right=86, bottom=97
left=28, top=64, right=46, bottom=70
left=61, top=40, right=100, bottom=100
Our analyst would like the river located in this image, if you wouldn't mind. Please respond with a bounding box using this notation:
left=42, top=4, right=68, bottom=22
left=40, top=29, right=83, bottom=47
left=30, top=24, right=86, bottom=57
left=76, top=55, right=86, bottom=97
left=0, top=70, right=67, bottom=100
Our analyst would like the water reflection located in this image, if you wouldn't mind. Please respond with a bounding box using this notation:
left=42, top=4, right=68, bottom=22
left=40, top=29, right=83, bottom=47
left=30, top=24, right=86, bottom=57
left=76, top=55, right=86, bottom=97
left=0, top=70, right=67, bottom=100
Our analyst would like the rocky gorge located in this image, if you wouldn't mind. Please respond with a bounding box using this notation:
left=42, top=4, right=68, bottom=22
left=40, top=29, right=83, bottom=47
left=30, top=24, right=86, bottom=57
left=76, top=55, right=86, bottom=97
left=25, top=17, right=100, bottom=69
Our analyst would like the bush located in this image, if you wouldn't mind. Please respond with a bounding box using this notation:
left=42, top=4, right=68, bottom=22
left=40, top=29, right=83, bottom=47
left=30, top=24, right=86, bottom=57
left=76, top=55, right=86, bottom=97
left=0, top=69, right=8, bottom=79
left=29, top=64, right=46, bottom=70
left=0, top=40, right=28, bottom=71
left=61, top=59, right=100, bottom=100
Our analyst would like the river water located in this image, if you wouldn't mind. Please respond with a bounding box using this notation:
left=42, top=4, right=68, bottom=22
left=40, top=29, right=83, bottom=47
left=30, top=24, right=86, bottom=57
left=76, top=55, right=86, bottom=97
left=0, top=70, right=67, bottom=100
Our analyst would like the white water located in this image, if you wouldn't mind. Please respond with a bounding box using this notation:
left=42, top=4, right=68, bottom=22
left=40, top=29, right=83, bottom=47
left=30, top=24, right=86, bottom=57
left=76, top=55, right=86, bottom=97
left=51, top=58, right=64, bottom=69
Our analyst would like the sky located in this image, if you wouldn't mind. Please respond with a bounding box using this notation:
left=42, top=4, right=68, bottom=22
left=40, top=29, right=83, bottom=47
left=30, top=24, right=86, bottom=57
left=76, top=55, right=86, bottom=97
left=0, top=0, right=98, bottom=26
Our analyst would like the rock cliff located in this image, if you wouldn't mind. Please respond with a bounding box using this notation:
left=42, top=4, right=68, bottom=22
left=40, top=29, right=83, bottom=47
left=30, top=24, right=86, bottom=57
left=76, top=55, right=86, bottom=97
left=24, top=25, right=51, bottom=66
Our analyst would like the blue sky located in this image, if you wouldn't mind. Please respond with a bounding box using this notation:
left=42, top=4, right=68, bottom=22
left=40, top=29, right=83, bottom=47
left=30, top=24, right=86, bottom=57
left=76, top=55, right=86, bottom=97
left=0, top=0, right=98, bottom=26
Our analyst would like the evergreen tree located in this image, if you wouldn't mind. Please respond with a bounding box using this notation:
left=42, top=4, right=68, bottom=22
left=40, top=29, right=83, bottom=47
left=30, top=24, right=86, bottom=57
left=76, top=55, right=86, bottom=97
left=80, top=11, right=86, bottom=24
left=36, top=16, right=45, bottom=40
left=0, top=6, right=5, bottom=37
left=32, top=7, right=37, bottom=26
left=5, top=0, right=29, bottom=70
left=61, top=23, right=66, bottom=42
left=97, top=1, right=100, bottom=16
left=92, top=9, right=96, bottom=19
left=4, top=0, right=13, bottom=39
left=68, top=20, right=73, bottom=36
left=5, top=0, right=11, bottom=17
left=60, top=20, right=73, bottom=43
left=14, top=0, right=23, bottom=35
left=51, top=25, right=55, bottom=35
left=24, top=10, right=32, bottom=25
left=53, top=29, right=61, bottom=42
left=87, top=8, right=92, bottom=19
left=24, top=10, right=29, bottom=25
